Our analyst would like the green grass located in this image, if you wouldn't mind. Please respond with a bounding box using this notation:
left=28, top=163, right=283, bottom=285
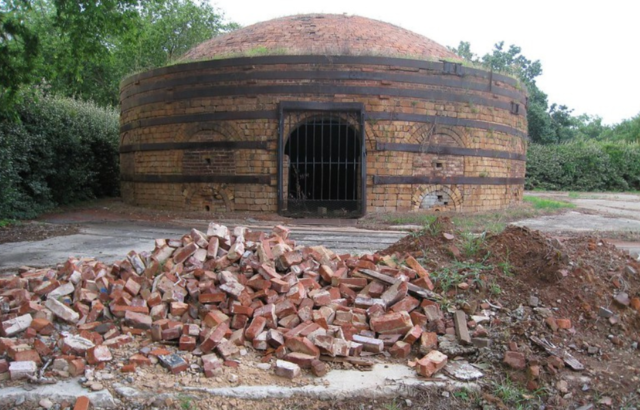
left=567, top=192, right=580, bottom=198
left=0, top=219, right=17, bottom=228
left=460, top=231, right=486, bottom=258
left=523, top=196, right=576, bottom=210
left=431, top=260, right=492, bottom=293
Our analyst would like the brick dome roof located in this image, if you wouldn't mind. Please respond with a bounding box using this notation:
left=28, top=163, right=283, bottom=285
left=182, top=14, right=459, bottom=62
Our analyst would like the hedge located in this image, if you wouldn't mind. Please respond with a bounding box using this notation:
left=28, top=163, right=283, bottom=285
left=525, top=140, right=640, bottom=191
left=0, top=90, right=120, bottom=219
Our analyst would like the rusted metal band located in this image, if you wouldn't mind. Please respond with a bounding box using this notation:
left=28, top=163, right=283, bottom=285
left=120, top=110, right=528, bottom=140
left=121, top=83, right=519, bottom=113
left=120, top=174, right=270, bottom=184
left=120, top=69, right=524, bottom=103
left=376, top=142, right=526, bottom=161
left=119, top=141, right=268, bottom=154
left=121, top=55, right=520, bottom=89
left=372, top=175, right=525, bottom=185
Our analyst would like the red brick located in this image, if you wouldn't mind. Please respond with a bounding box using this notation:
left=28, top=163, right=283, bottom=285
left=121, top=363, right=136, bottom=373
left=389, top=341, right=412, bottom=358
left=504, top=351, right=526, bottom=370
left=283, top=352, right=315, bottom=369
left=129, top=354, right=152, bottom=366
left=73, top=396, right=91, bottom=410
left=311, top=359, right=328, bottom=377
left=244, top=316, right=267, bottom=340
left=403, top=325, right=423, bottom=345
left=556, top=318, right=572, bottom=329
left=370, top=311, right=413, bottom=335
left=68, top=358, right=86, bottom=377
left=179, top=335, right=197, bottom=351
left=124, top=311, right=152, bottom=330
left=85, top=345, right=112, bottom=365
left=416, top=350, right=447, bottom=377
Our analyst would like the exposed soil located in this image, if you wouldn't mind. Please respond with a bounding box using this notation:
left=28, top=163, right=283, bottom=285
left=378, top=219, right=640, bottom=409
left=0, top=222, right=79, bottom=245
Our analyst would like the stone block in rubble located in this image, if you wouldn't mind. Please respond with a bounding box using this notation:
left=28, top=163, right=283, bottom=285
left=453, top=310, right=471, bottom=344
left=1, top=314, right=32, bottom=337
left=45, top=297, right=79, bottom=323
left=275, top=359, right=301, bottom=379
left=416, top=350, right=448, bottom=377
left=159, top=354, right=188, bottom=374
left=10, top=360, right=37, bottom=380
left=370, top=311, right=413, bottom=335
left=352, top=334, right=384, bottom=353
left=86, top=345, right=113, bottom=365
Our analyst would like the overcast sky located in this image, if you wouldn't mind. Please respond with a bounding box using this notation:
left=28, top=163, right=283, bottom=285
left=210, top=0, right=639, bottom=125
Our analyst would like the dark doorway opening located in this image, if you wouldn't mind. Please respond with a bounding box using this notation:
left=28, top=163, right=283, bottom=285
left=278, top=102, right=366, bottom=217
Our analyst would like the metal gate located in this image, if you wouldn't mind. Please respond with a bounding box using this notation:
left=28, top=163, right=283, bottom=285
left=278, top=102, right=366, bottom=217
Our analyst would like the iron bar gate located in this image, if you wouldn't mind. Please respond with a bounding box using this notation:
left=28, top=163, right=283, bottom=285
left=278, top=102, right=366, bottom=217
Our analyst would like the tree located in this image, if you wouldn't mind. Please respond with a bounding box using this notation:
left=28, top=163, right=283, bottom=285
left=114, top=0, right=238, bottom=75
left=2, top=0, right=236, bottom=107
left=0, top=2, right=39, bottom=110
left=450, top=41, right=600, bottom=143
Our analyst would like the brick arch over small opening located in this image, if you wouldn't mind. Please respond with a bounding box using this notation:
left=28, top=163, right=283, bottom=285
left=408, top=124, right=467, bottom=148
left=180, top=121, right=243, bottom=143
left=412, top=184, right=463, bottom=211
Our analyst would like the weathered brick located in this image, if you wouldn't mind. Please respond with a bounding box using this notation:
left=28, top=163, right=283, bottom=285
left=416, top=350, right=447, bottom=377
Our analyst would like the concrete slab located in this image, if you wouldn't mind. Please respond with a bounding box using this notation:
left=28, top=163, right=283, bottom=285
left=0, top=222, right=405, bottom=271
left=0, top=378, right=116, bottom=409
left=113, top=364, right=477, bottom=403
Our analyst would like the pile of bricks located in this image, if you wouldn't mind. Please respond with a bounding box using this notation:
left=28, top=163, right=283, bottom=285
left=0, top=222, right=455, bottom=384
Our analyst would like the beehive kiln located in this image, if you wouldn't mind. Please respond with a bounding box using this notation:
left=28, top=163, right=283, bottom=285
left=120, top=14, right=528, bottom=217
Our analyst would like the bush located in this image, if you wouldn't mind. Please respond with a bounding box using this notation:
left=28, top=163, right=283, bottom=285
left=0, top=89, right=119, bottom=219
left=526, top=140, right=640, bottom=191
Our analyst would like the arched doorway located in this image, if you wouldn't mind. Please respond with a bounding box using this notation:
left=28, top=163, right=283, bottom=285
left=278, top=102, right=366, bottom=217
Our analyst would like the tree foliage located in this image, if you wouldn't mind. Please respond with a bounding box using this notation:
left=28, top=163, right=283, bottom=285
left=1, top=0, right=236, bottom=107
left=0, top=88, right=120, bottom=219
left=0, top=2, right=39, bottom=109
left=449, top=41, right=614, bottom=144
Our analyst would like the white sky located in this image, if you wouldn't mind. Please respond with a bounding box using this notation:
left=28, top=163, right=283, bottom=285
left=210, top=0, right=639, bottom=125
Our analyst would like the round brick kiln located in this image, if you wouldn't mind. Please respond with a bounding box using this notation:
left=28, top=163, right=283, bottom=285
left=120, top=14, right=528, bottom=217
